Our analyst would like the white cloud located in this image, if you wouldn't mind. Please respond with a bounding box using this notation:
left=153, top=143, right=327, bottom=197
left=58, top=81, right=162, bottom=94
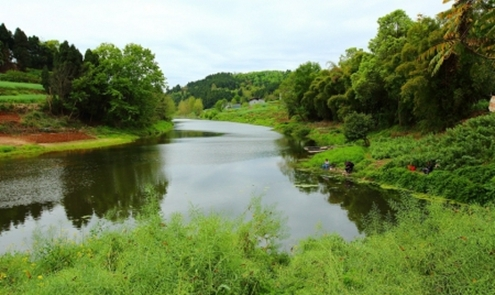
left=3, top=0, right=449, bottom=86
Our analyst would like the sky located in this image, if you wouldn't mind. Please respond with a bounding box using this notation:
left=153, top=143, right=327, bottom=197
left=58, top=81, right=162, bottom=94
left=3, top=0, right=450, bottom=87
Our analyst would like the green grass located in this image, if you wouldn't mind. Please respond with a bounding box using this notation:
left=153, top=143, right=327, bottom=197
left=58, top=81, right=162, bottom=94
left=0, top=118, right=173, bottom=160
left=202, top=100, right=288, bottom=127
left=302, top=145, right=367, bottom=171
left=0, top=81, right=44, bottom=90
left=1, top=190, right=494, bottom=294
left=0, top=94, right=46, bottom=103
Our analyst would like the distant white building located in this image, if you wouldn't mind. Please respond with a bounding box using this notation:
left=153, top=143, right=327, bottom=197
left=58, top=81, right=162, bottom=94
left=225, top=103, right=241, bottom=109
left=248, top=98, right=265, bottom=106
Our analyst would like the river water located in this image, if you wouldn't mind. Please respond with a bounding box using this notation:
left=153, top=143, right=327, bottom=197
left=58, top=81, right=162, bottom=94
left=0, top=119, right=397, bottom=253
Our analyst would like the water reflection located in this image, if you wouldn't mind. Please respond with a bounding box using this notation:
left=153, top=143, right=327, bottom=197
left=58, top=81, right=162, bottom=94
left=0, top=202, right=56, bottom=235
left=0, top=145, right=169, bottom=240
left=59, top=146, right=169, bottom=227
left=282, top=169, right=396, bottom=234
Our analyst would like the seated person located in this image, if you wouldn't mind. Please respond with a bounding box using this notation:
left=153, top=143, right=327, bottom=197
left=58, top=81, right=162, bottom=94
left=345, top=161, right=354, bottom=174
left=422, top=161, right=435, bottom=174
left=322, top=159, right=330, bottom=170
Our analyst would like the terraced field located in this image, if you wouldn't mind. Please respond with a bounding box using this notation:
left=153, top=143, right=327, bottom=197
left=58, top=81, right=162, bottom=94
left=0, top=81, right=46, bottom=103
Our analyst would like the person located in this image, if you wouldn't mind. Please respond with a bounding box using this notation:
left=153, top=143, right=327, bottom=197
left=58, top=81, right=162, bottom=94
left=422, top=161, right=435, bottom=174
left=322, top=159, right=330, bottom=170
left=345, top=161, right=354, bottom=174
left=407, top=164, right=416, bottom=171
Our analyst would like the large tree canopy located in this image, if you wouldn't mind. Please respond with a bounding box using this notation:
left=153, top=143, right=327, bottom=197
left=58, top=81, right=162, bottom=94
left=71, top=43, right=167, bottom=127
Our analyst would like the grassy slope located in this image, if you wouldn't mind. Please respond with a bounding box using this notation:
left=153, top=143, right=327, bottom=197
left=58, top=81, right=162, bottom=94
left=0, top=81, right=45, bottom=105
left=208, top=101, right=495, bottom=205
left=0, top=81, right=44, bottom=90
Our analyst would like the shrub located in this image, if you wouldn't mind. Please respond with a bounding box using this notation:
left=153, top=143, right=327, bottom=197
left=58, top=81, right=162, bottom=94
left=343, top=112, right=374, bottom=146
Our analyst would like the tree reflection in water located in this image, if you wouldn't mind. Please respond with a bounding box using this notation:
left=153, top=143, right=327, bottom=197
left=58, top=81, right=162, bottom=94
left=60, top=145, right=169, bottom=228
left=288, top=169, right=400, bottom=234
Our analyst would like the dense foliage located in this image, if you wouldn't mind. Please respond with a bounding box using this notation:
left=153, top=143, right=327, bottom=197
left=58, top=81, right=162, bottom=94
left=0, top=23, right=56, bottom=73
left=1, top=23, right=173, bottom=128
left=167, top=70, right=289, bottom=109
left=278, top=3, right=495, bottom=132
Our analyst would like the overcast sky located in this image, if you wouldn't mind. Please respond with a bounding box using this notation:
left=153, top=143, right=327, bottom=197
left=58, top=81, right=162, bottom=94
left=4, top=0, right=450, bottom=87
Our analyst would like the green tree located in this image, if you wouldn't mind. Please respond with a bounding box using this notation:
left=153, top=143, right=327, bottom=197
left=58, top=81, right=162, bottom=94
left=193, top=98, right=204, bottom=116
left=74, top=43, right=167, bottom=127
left=402, top=12, right=495, bottom=130
left=424, top=0, right=495, bottom=74
left=49, top=41, right=83, bottom=117
left=343, top=112, right=374, bottom=146
left=352, top=10, right=413, bottom=127
left=214, top=99, right=227, bottom=112
left=12, top=28, right=30, bottom=71
left=155, top=94, right=176, bottom=120
left=41, top=65, right=50, bottom=94
left=0, top=23, right=13, bottom=71
left=27, top=36, right=54, bottom=70
left=280, top=62, right=321, bottom=120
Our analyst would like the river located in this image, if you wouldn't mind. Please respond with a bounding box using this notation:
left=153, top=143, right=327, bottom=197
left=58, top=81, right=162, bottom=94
left=0, top=119, right=397, bottom=253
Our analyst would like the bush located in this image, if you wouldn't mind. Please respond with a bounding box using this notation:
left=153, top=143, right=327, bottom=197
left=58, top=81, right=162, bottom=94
left=343, top=112, right=374, bottom=146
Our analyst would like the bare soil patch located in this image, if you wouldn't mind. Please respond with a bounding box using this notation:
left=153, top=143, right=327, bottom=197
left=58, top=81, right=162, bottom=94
left=0, top=112, right=94, bottom=145
left=0, top=132, right=95, bottom=145
left=0, top=112, right=21, bottom=123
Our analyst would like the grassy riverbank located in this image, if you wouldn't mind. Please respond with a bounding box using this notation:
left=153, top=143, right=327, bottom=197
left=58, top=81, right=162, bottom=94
left=205, top=100, right=495, bottom=205
left=0, top=112, right=174, bottom=160
left=1, top=191, right=494, bottom=294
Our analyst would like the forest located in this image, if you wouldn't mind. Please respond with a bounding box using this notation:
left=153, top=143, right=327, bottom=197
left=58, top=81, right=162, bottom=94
left=0, top=24, right=174, bottom=128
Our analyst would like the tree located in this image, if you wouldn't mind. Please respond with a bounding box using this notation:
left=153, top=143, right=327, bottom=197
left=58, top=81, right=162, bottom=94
left=192, top=98, right=204, bottom=116
left=12, top=28, right=30, bottom=71
left=73, top=43, right=167, bottom=127
left=351, top=10, right=414, bottom=127
left=157, top=94, right=176, bottom=120
left=0, top=23, right=13, bottom=71
left=343, top=112, right=374, bottom=146
left=27, top=36, right=53, bottom=70
left=280, top=62, right=321, bottom=120
left=41, top=65, right=50, bottom=94
left=214, top=99, right=227, bottom=112
left=49, top=41, right=83, bottom=116
left=424, top=0, right=495, bottom=74
left=402, top=13, right=495, bottom=130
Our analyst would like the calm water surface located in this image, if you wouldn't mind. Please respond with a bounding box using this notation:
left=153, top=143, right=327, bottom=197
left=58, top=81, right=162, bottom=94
left=0, top=119, right=396, bottom=253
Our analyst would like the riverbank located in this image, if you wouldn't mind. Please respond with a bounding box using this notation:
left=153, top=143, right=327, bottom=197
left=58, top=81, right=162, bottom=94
left=204, top=100, right=495, bottom=205
left=0, top=111, right=174, bottom=160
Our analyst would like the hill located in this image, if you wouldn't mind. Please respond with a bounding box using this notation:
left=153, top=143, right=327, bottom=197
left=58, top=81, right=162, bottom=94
left=167, top=70, right=290, bottom=109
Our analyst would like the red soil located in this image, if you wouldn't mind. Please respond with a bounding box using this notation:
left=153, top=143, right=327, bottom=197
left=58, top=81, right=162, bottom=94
left=0, top=112, right=21, bottom=123
left=0, top=112, right=94, bottom=145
